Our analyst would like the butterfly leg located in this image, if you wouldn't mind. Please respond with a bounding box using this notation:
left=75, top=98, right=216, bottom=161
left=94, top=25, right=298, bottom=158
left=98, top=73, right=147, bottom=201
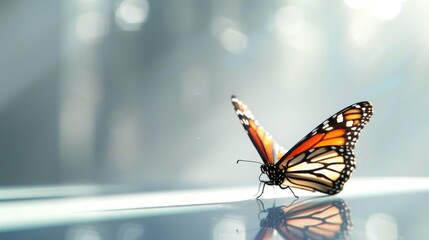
left=254, top=181, right=261, bottom=197
left=258, top=172, right=264, bottom=182
left=256, top=198, right=266, bottom=212
left=280, top=185, right=298, bottom=198
left=253, top=172, right=264, bottom=198
left=256, top=182, right=266, bottom=199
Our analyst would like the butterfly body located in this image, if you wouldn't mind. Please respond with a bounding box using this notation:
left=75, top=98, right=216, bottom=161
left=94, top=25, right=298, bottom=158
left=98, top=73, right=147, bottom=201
left=261, top=164, right=286, bottom=186
left=231, top=95, right=373, bottom=197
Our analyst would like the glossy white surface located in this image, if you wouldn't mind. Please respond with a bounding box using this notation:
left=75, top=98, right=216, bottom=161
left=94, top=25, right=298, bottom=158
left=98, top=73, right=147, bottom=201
left=1, top=177, right=429, bottom=234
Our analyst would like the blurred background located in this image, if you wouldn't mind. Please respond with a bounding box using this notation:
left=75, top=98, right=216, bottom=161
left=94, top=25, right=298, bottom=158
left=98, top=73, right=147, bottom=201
left=0, top=0, right=427, bottom=192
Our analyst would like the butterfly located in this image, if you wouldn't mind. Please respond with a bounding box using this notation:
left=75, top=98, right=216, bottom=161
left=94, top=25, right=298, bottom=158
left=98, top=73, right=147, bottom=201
left=231, top=95, right=373, bottom=198
left=255, top=197, right=352, bottom=240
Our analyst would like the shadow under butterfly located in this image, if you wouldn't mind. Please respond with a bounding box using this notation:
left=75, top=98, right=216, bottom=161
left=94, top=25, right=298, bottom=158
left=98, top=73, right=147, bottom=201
left=255, top=197, right=352, bottom=240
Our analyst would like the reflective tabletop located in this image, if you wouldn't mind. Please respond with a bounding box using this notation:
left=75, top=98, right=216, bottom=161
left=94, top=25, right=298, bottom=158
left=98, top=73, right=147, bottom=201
left=1, top=177, right=428, bottom=240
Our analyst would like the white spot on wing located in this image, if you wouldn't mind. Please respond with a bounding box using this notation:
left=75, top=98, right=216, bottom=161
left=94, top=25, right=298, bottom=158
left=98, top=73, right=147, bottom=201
left=336, top=114, right=343, bottom=123
left=346, top=120, right=353, bottom=127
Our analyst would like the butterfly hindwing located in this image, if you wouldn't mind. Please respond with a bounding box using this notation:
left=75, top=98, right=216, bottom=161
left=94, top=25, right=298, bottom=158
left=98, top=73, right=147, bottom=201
left=281, top=146, right=355, bottom=194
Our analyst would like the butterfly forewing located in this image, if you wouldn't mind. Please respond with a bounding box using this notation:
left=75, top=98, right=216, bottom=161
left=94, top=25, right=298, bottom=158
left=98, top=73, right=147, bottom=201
left=279, top=101, right=373, bottom=164
left=231, top=95, right=285, bottom=165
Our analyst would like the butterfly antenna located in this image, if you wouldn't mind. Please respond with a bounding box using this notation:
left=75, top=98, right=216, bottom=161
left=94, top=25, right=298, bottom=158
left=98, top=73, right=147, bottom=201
left=236, top=159, right=262, bottom=165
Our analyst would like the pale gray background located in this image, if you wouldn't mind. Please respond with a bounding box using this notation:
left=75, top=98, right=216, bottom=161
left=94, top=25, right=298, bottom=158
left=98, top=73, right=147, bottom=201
left=0, top=0, right=427, bottom=190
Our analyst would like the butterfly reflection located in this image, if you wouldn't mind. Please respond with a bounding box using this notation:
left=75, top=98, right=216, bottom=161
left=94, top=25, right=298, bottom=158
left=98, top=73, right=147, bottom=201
left=255, top=197, right=352, bottom=240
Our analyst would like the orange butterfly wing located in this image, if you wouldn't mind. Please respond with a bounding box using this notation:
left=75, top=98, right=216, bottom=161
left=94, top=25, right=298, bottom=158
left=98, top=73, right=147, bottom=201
left=274, top=102, right=373, bottom=194
left=231, top=95, right=285, bottom=165
left=279, top=101, right=373, bottom=164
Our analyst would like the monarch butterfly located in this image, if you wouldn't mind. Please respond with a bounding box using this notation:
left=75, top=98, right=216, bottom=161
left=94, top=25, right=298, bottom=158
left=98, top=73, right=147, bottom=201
left=255, top=197, right=352, bottom=240
left=231, top=95, right=373, bottom=197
